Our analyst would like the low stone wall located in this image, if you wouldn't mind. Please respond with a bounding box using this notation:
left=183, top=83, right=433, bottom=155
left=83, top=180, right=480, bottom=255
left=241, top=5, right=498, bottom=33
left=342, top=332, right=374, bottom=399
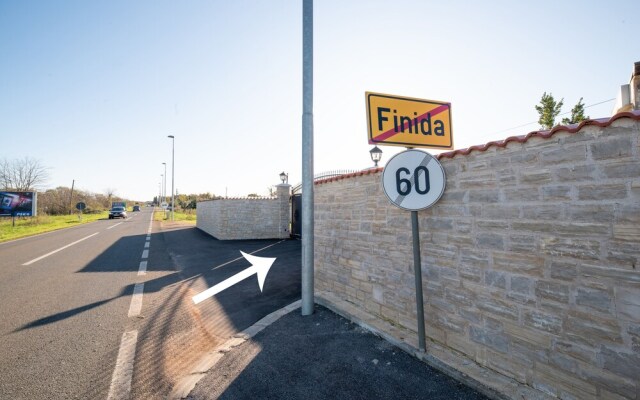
left=197, top=184, right=290, bottom=240
left=314, top=114, right=640, bottom=399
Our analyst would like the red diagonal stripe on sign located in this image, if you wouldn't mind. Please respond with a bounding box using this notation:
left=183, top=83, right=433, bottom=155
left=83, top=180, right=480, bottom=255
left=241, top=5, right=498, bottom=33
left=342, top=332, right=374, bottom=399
left=372, top=104, right=450, bottom=142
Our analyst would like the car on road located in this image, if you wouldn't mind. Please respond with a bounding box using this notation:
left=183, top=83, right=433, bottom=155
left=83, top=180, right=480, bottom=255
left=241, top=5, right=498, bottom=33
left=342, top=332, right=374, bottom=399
left=109, top=206, right=127, bottom=219
left=132, top=205, right=141, bottom=212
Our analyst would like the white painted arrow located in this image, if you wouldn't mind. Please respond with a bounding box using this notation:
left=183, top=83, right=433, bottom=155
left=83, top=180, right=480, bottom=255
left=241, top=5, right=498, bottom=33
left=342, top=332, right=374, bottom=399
left=192, top=251, right=276, bottom=305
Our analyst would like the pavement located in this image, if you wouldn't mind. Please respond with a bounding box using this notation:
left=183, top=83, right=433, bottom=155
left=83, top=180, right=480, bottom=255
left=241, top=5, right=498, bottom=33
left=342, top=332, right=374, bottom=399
left=184, top=301, right=491, bottom=400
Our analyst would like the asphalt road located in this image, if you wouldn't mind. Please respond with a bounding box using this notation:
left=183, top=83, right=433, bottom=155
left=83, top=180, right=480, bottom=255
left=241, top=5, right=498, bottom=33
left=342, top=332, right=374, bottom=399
left=0, top=208, right=302, bottom=399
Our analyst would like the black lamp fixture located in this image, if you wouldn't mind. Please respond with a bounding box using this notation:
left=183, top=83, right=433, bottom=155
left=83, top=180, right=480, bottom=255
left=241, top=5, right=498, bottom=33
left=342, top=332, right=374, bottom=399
left=279, top=171, right=288, bottom=184
left=370, top=146, right=383, bottom=167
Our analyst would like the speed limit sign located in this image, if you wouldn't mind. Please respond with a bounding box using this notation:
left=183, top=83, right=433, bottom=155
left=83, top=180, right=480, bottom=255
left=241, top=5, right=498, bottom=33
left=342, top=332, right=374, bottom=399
left=382, top=149, right=446, bottom=211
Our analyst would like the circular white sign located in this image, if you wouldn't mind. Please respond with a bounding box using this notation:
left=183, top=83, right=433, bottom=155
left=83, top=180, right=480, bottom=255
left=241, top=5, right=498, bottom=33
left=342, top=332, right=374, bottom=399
left=382, top=149, right=446, bottom=211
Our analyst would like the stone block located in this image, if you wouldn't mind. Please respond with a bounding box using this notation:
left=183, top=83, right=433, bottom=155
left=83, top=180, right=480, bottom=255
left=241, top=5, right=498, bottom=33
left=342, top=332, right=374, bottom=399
left=575, top=287, right=612, bottom=312
left=564, top=310, right=623, bottom=346
left=476, top=294, right=519, bottom=321
left=541, top=185, right=573, bottom=201
left=532, top=364, right=597, bottom=399
left=493, top=251, right=544, bottom=277
left=523, top=309, right=562, bottom=334
left=602, top=160, right=640, bottom=179
left=508, top=234, right=539, bottom=253
left=520, top=169, right=552, bottom=184
left=615, top=204, right=640, bottom=224
left=503, top=187, right=540, bottom=202
left=484, top=270, right=507, bottom=289
left=481, top=204, right=520, bottom=219
left=535, top=281, right=569, bottom=303
left=549, top=260, right=578, bottom=281
left=476, top=232, right=505, bottom=250
left=613, top=224, right=640, bottom=242
left=578, top=362, right=638, bottom=399
left=615, top=287, right=640, bottom=321
left=523, top=207, right=563, bottom=223
left=590, top=136, right=633, bottom=160
left=567, top=204, right=615, bottom=223
left=510, top=276, right=532, bottom=294
left=469, top=325, right=510, bottom=353
left=541, top=237, right=601, bottom=260
left=577, top=184, right=628, bottom=201
left=553, top=164, right=597, bottom=182
left=553, top=340, right=596, bottom=364
left=600, top=346, right=640, bottom=381
left=467, top=189, right=499, bottom=202
left=541, top=145, right=586, bottom=165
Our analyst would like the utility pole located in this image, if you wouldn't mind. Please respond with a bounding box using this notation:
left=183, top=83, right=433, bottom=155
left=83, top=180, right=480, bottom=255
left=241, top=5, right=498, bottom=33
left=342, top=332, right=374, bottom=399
left=68, top=179, right=75, bottom=215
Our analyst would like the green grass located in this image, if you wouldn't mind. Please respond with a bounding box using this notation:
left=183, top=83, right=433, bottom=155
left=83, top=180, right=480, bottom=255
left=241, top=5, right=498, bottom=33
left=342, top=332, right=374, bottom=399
left=153, top=209, right=196, bottom=223
left=0, top=212, right=109, bottom=243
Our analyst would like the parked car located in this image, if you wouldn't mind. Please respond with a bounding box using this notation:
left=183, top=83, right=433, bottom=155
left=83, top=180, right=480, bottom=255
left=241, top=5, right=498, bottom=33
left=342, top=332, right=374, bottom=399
left=109, top=206, right=127, bottom=219
left=132, top=205, right=140, bottom=212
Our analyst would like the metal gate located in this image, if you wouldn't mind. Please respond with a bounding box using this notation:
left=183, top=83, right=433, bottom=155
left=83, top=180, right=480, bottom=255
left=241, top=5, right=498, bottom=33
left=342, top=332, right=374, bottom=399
left=291, top=193, right=302, bottom=238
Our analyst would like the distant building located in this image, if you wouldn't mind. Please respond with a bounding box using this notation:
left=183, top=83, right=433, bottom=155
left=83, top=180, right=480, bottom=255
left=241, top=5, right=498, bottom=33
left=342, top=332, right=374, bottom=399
left=612, top=61, right=640, bottom=114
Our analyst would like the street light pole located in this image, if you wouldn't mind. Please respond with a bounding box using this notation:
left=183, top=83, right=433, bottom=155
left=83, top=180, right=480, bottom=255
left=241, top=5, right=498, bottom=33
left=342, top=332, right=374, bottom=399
left=162, top=162, right=167, bottom=204
left=168, top=135, right=175, bottom=221
left=301, top=0, right=314, bottom=316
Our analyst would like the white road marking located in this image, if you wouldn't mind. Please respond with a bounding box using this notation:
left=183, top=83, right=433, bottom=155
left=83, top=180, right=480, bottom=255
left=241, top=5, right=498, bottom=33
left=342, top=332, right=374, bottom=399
left=211, top=239, right=286, bottom=271
left=107, top=222, right=123, bottom=230
left=22, top=232, right=100, bottom=266
left=146, top=235, right=151, bottom=240
left=138, top=261, right=147, bottom=276
left=128, top=283, right=144, bottom=317
left=141, top=249, right=149, bottom=259
left=107, top=330, right=138, bottom=400
left=144, top=242, right=150, bottom=248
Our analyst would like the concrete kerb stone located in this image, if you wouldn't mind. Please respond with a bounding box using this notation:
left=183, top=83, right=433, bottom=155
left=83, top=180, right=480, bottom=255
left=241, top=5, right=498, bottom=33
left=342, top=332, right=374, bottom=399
left=315, top=292, right=554, bottom=400
left=168, top=299, right=302, bottom=399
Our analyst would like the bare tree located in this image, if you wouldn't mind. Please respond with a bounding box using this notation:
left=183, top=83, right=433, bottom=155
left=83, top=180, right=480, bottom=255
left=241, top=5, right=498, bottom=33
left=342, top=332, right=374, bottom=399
left=0, top=157, right=50, bottom=190
left=104, top=188, right=117, bottom=206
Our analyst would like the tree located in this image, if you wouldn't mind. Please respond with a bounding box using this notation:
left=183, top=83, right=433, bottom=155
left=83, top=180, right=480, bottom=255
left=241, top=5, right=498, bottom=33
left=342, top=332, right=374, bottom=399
left=561, top=97, right=589, bottom=125
left=535, top=92, right=564, bottom=130
left=0, top=157, right=49, bottom=190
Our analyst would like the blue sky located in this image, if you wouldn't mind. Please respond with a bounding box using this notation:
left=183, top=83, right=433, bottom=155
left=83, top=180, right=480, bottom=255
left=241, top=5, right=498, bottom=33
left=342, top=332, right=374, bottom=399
left=1, top=1, right=637, bottom=201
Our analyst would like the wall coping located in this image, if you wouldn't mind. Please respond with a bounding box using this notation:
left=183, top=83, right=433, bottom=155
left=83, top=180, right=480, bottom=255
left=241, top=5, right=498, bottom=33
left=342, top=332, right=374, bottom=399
left=314, top=110, right=640, bottom=186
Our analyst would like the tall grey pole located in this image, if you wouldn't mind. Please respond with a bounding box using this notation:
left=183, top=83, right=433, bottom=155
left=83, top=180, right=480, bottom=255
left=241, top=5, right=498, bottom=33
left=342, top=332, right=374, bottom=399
left=169, top=135, right=175, bottom=221
left=411, top=211, right=426, bottom=352
left=163, top=162, right=167, bottom=204
left=301, top=0, right=314, bottom=316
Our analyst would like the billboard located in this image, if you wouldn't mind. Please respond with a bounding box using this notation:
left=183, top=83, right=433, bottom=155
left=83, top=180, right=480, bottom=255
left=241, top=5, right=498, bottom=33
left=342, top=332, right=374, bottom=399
left=0, top=191, right=37, bottom=217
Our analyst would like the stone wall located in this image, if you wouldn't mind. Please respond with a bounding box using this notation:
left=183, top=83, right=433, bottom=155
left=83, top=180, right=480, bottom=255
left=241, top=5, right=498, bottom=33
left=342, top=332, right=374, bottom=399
left=314, top=115, right=640, bottom=399
left=197, top=184, right=290, bottom=240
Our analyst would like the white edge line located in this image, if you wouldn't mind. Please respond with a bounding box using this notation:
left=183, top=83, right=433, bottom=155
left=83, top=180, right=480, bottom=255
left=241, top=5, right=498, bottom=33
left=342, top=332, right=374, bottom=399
left=22, top=232, right=100, bottom=266
left=128, top=283, right=144, bottom=317
left=107, top=330, right=138, bottom=400
left=107, top=222, right=124, bottom=230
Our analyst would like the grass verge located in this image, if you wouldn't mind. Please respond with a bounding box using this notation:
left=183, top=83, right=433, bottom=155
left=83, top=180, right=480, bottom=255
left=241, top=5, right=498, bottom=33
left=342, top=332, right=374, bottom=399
left=153, top=210, right=196, bottom=224
left=0, top=212, right=109, bottom=243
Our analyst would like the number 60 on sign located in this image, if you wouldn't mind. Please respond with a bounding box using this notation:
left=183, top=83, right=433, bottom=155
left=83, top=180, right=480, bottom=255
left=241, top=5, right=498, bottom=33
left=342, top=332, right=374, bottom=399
left=382, top=149, right=446, bottom=211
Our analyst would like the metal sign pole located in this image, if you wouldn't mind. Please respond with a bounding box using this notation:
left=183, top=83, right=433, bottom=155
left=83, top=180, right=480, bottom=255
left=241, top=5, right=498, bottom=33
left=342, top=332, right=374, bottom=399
left=411, top=211, right=426, bottom=352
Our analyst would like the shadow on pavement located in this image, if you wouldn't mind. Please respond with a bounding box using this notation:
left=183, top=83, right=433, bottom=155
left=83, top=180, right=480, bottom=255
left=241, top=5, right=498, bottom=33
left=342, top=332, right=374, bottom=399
left=188, top=305, right=489, bottom=400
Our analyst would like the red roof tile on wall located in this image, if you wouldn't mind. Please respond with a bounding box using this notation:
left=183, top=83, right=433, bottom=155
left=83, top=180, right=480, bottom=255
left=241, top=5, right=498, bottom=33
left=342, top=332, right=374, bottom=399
left=314, top=110, right=640, bottom=185
left=437, top=110, right=640, bottom=159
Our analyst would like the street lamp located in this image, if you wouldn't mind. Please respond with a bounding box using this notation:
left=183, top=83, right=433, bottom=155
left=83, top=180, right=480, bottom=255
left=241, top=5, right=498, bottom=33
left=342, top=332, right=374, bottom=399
left=168, top=135, right=175, bottom=221
left=279, top=171, right=288, bottom=184
left=370, top=146, right=383, bottom=167
left=162, top=162, right=167, bottom=204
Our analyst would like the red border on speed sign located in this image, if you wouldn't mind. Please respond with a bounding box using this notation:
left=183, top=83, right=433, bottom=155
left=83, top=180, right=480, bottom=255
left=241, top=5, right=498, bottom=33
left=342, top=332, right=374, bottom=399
left=381, top=149, right=446, bottom=211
